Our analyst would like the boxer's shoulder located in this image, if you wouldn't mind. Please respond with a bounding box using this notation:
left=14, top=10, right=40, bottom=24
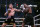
left=8, top=8, right=11, bottom=10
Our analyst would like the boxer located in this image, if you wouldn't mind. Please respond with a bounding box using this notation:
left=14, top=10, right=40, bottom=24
left=1, top=3, right=22, bottom=27
left=20, top=3, right=35, bottom=27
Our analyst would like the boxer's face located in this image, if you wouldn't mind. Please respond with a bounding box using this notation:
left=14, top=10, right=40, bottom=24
left=9, top=4, right=13, bottom=9
left=24, top=4, right=28, bottom=8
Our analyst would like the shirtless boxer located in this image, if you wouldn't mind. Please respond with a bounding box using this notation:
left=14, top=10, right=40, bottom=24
left=1, top=3, right=22, bottom=27
left=21, top=3, right=35, bottom=27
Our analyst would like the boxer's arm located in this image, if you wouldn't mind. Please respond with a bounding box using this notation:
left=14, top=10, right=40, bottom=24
left=14, top=9, right=23, bottom=12
left=4, top=9, right=11, bottom=16
left=4, top=11, right=8, bottom=16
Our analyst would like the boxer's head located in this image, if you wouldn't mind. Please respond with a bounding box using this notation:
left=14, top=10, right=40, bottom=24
left=23, top=3, right=28, bottom=8
left=9, top=3, right=13, bottom=9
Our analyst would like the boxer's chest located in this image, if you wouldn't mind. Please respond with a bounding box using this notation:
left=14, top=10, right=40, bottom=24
left=9, top=9, right=15, bottom=14
left=8, top=9, right=15, bottom=16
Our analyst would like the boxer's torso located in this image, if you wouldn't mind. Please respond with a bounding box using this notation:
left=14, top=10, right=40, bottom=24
left=23, top=7, right=32, bottom=16
left=8, top=8, right=15, bottom=16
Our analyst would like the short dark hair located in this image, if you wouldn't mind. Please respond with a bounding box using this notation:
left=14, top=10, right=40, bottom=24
left=23, top=2, right=28, bottom=5
left=23, top=2, right=26, bottom=4
left=9, top=3, right=13, bottom=5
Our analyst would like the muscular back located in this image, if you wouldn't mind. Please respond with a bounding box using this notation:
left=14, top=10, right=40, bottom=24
left=28, top=7, right=32, bottom=13
left=24, top=4, right=32, bottom=13
left=23, top=7, right=32, bottom=16
left=23, top=8, right=29, bottom=12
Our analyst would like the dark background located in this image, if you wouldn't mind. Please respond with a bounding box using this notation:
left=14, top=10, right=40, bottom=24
left=0, top=0, right=40, bottom=27
left=0, top=0, right=40, bottom=18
